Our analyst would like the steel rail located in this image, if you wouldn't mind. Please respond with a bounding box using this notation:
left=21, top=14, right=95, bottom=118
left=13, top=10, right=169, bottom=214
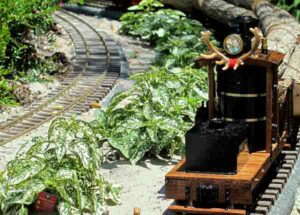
left=0, top=10, right=120, bottom=146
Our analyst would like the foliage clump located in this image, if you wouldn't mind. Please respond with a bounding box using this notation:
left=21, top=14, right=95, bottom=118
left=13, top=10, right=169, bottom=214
left=0, top=0, right=64, bottom=108
left=92, top=67, right=208, bottom=164
left=90, top=0, right=211, bottom=164
left=273, top=0, right=300, bottom=21
left=119, top=0, right=208, bottom=68
left=0, top=118, right=120, bottom=215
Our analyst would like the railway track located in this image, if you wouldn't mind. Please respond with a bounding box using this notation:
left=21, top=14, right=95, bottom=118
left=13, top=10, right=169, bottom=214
left=250, top=137, right=300, bottom=215
left=0, top=10, right=121, bottom=146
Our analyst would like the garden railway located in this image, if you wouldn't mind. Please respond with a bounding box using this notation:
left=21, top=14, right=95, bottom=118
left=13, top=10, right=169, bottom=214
left=0, top=0, right=300, bottom=214
left=0, top=10, right=121, bottom=146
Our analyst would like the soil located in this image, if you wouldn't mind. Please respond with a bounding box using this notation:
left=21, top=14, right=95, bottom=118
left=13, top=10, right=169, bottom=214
left=103, top=157, right=178, bottom=215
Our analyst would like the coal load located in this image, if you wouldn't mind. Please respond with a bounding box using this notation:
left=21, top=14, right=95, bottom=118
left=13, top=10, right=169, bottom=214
left=185, top=119, right=247, bottom=174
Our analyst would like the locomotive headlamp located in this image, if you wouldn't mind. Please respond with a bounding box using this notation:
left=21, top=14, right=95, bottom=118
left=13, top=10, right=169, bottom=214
left=199, top=27, right=261, bottom=70
left=223, top=34, right=244, bottom=55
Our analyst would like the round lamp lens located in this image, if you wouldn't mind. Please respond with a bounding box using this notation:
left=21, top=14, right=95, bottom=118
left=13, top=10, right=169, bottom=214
left=223, top=34, right=243, bottom=55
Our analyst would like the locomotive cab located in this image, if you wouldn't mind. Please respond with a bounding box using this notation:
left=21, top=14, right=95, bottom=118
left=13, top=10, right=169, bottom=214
left=165, top=16, right=297, bottom=215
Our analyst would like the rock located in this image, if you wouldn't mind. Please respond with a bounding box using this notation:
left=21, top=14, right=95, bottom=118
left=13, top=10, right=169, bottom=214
left=13, top=84, right=33, bottom=105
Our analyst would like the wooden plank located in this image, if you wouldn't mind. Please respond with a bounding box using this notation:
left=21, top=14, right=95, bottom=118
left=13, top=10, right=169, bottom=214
left=245, top=50, right=285, bottom=67
left=168, top=205, right=246, bottom=215
left=266, top=67, right=273, bottom=153
left=273, top=65, right=279, bottom=142
left=166, top=151, right=270, bottom=182
left=165, top=144, right=282, bottom=204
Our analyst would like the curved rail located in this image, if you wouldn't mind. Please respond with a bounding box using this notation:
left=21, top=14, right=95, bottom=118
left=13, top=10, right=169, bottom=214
left=0, top=10, right=120, bottom=146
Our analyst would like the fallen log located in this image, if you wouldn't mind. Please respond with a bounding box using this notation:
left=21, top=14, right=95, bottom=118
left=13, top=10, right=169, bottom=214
left=162, top=0, right=300, bottom=81
left=223, top=0, right=300, bottom=80
left=162, top=0, right=256, bottom=24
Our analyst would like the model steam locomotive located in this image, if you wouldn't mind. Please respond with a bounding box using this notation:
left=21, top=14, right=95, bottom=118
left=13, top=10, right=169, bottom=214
left=165, top=16, right=298, bottom=214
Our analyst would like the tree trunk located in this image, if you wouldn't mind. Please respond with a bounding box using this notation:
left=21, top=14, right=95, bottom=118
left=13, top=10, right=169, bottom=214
left=162, top=0, right=256, bottom=24
left=224, top=0, right=254, bottom=9
left=162, top=0, right=300, bottom=81
left=226, top=0, right=300, bottom=80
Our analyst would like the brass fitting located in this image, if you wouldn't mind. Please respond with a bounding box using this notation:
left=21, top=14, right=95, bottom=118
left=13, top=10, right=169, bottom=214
left=261, top=37, right=268, bottom=54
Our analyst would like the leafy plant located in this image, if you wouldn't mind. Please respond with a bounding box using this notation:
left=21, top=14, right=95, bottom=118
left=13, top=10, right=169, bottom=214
left=91, top=66, right=208, bottom=164
left=0, top=77, right=18, bottom=107
left=89, top=0, right=211, bottom=164
left=119, top=1, right=211, bottom=69
left=65, top=0, right=86, bottom=4
left=272, top=0, right=300, bottom=21
left=0, top=0, right=58, bottom=72
left=0, top=118, right=120, bottom=214
left=127, top=0, right=163, bottom=12
left=0, top=0, right=60, bottom=107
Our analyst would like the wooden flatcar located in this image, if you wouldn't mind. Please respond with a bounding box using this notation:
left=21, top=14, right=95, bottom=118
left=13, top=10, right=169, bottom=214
left=165, top=16, right=299, bottom=214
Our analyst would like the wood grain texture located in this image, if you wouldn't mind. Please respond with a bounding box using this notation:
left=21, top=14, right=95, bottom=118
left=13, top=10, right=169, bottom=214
left=166, top=151, right=270, bottom=181
left=165, top=144, right=281, bottom=204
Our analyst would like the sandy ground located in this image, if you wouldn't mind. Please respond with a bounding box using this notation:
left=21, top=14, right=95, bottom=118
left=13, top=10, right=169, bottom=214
left=293, top=188, right=300, bottom=214
left=103, top=158, right=178, bottom=215
left=0, top=78, right=177, bottom=214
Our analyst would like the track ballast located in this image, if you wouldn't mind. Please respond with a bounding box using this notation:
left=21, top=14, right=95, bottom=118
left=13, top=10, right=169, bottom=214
left=0, top=10, right=121, bottom=146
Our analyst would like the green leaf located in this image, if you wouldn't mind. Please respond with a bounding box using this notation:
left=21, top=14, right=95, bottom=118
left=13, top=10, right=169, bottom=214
left=6, top=158, right=45, bottom=185
left=107, top=91, right=129, bottom=112
left=18, top=205, right=28, bottom=215
left=156, top=28, right=166, bottom=37
left=0, top=116, right=120, bottom=214
left=57, top=202, right=81, bottom=215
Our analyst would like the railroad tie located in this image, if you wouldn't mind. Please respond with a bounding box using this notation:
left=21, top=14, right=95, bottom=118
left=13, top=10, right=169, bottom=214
left=264, top=189, right=280, bottom=198
left=0, top=10, right=121, bottom=146
left=257, top=200, right=273, bottom=210
left=276, top=173, right=289, bottom=182
left=254, top=206, right=269, bottom=215
left=277, top=168, right=291, bottom=177
left=260, top=194, right=276, bottom=204
left=284, top=159, right=295, bottom=166
left=282, top=163, right=294, bottom=170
